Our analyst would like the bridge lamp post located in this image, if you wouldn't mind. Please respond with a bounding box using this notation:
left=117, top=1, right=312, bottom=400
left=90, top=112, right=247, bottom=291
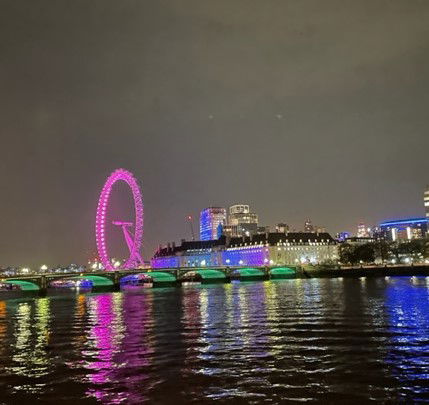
left=114, top=261, right=121, bottom=269
left=40, top=265, right=48, bottom=273
left=21, top=267, right=30, bottom=274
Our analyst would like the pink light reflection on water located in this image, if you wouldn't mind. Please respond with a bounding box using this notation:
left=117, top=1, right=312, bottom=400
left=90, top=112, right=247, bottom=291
left=88, top=294, right=118, bottom=385
left=85, top=291, right=154, bottom=403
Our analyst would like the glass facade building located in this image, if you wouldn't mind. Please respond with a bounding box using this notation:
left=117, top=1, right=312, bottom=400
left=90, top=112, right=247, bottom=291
left=200, top=207, right=227, bottom=241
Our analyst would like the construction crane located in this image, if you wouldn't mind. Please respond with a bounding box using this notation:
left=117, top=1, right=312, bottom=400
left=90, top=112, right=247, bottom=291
left=187, top=215, right=195, bottom=241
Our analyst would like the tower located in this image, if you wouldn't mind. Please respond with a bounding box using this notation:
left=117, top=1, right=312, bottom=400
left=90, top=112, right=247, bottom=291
left=200, top=207, right=227, bottom=241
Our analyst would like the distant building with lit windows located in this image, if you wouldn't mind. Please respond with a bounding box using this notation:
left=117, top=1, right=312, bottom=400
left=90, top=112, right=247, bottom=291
left=226, top=204, right=259, bottom=236
left=304, top=219, right=314, bottom=233
left=357, top=223, right=370, bottom=237
left=379, top=218, right=428, bottom=241
left=276, top=223, right=289, bottom=233
left=424, top=186, right=429, bottom=221
left=336, top=232, right=350, bottom=242
left=200, top=207, right=227, bottom=241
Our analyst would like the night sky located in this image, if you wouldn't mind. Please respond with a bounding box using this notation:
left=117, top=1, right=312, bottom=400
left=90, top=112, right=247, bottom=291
left=1, top=0, right=428, bottom=267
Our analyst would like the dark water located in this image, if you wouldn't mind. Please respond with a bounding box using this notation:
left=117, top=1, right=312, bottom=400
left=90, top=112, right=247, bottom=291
left=1, top=277, right=429, bottom=404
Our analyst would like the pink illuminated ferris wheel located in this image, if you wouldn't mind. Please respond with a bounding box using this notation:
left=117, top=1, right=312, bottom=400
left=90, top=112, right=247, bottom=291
left=95, top=168, right=143, bottom=270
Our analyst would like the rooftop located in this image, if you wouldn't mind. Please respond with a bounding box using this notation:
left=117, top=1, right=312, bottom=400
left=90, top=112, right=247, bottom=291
left=380, top=217, right=428, bottom=226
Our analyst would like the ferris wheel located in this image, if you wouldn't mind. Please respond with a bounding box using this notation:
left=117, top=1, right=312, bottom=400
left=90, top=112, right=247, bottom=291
left=95, top=168, right=143, bottom=270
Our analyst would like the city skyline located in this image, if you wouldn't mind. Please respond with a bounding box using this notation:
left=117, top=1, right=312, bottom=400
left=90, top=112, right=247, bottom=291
left=2, top=2, right=429, bottom=404
left=1, top=1, right=429, bottom=266
left=2, top=187, right=428, bottom=268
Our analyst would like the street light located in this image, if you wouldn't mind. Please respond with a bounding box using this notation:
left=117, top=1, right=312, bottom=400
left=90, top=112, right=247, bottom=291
left=21, top=267, right=30, bottom=274
left=40, top=264, right=48, bottom=272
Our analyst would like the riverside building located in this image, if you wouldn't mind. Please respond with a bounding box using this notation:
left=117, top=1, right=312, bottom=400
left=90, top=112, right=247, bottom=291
left=151, top=232, right=339, bottom=268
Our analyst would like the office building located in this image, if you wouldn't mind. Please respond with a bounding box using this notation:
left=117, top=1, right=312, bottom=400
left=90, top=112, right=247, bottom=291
left=200, top=207, right=227, bottom=241
left=357, top=223, right=370, bottom=238
left=227, top=204, right=258, bottom=236
left=425, top=186, right=429, bottom=220
left=380, top=218, right=428, bottom=241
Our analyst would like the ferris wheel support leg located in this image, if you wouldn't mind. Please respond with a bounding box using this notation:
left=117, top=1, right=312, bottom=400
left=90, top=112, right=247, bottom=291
left=122, top=226, right=144, bottom=266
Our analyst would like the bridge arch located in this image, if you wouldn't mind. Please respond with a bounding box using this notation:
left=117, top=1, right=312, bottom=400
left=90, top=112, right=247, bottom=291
left=3, top=280, right=40, bottom=291
left=231, top=268, right=265, bottom=280
left=50, top=275, right=114, bottom=287
left=119, top=273, right=152, bottom=285
left=180, top=269, right=227, bottom=282
left=270, top=267, right=296, bottom=279
left=144, top=271, right=176, bottom=285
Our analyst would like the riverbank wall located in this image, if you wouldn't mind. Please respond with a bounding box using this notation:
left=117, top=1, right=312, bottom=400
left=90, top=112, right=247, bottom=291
left=300, top=264, right=429, bottom=279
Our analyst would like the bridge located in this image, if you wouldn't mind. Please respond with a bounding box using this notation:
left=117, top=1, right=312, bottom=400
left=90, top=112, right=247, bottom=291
left=0, top=266, right=298, bottom=294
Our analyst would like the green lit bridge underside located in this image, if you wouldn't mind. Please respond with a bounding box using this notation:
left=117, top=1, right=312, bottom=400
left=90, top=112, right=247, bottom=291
left=231, top=267, right=295, bottom=280
left=4, top=280, right=41, bottom=291
left=1, top=267, right=297, bottom=291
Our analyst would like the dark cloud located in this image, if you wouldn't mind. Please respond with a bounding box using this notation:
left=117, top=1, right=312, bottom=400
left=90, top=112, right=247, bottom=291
left=1, top=0, right=428, bottom=267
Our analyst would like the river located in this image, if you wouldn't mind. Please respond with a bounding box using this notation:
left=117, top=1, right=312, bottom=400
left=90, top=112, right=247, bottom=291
left=0, top=277, right=429, bottom=403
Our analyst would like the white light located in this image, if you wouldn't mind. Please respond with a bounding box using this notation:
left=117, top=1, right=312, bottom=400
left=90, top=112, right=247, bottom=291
left=200, top=260, right=206, bottom=266
left=225, top=259, right=230, bottom=264
left=114, top=261, right=121, bottom=268
left=239, top=260, right=244, bottom=265
left=21, top=268, right=30, bottom=274
left=92, top=263, right=97, bottom=269
left=40, top=265, right=48, bottom=271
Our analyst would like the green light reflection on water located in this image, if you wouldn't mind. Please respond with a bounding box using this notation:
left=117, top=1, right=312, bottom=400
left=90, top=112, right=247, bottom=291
left=8, top=298, right=51, bottom=382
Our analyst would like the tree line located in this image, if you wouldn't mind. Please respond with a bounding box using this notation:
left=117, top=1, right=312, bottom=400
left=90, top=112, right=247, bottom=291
left=339, top=239, right=429, bottom=265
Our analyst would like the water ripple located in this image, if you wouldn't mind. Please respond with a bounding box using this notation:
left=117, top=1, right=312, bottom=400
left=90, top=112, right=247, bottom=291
left=0, top=278, right=429, bottom=402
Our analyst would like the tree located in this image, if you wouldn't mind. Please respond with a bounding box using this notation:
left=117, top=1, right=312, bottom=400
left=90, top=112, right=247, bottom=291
left=355, top=243, right=376, bottom=263
left=339, top=243, right=375, bottom=265
left=373, top=240, right=390, bottom=262
left=339, top=243, right=356, bottom=265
